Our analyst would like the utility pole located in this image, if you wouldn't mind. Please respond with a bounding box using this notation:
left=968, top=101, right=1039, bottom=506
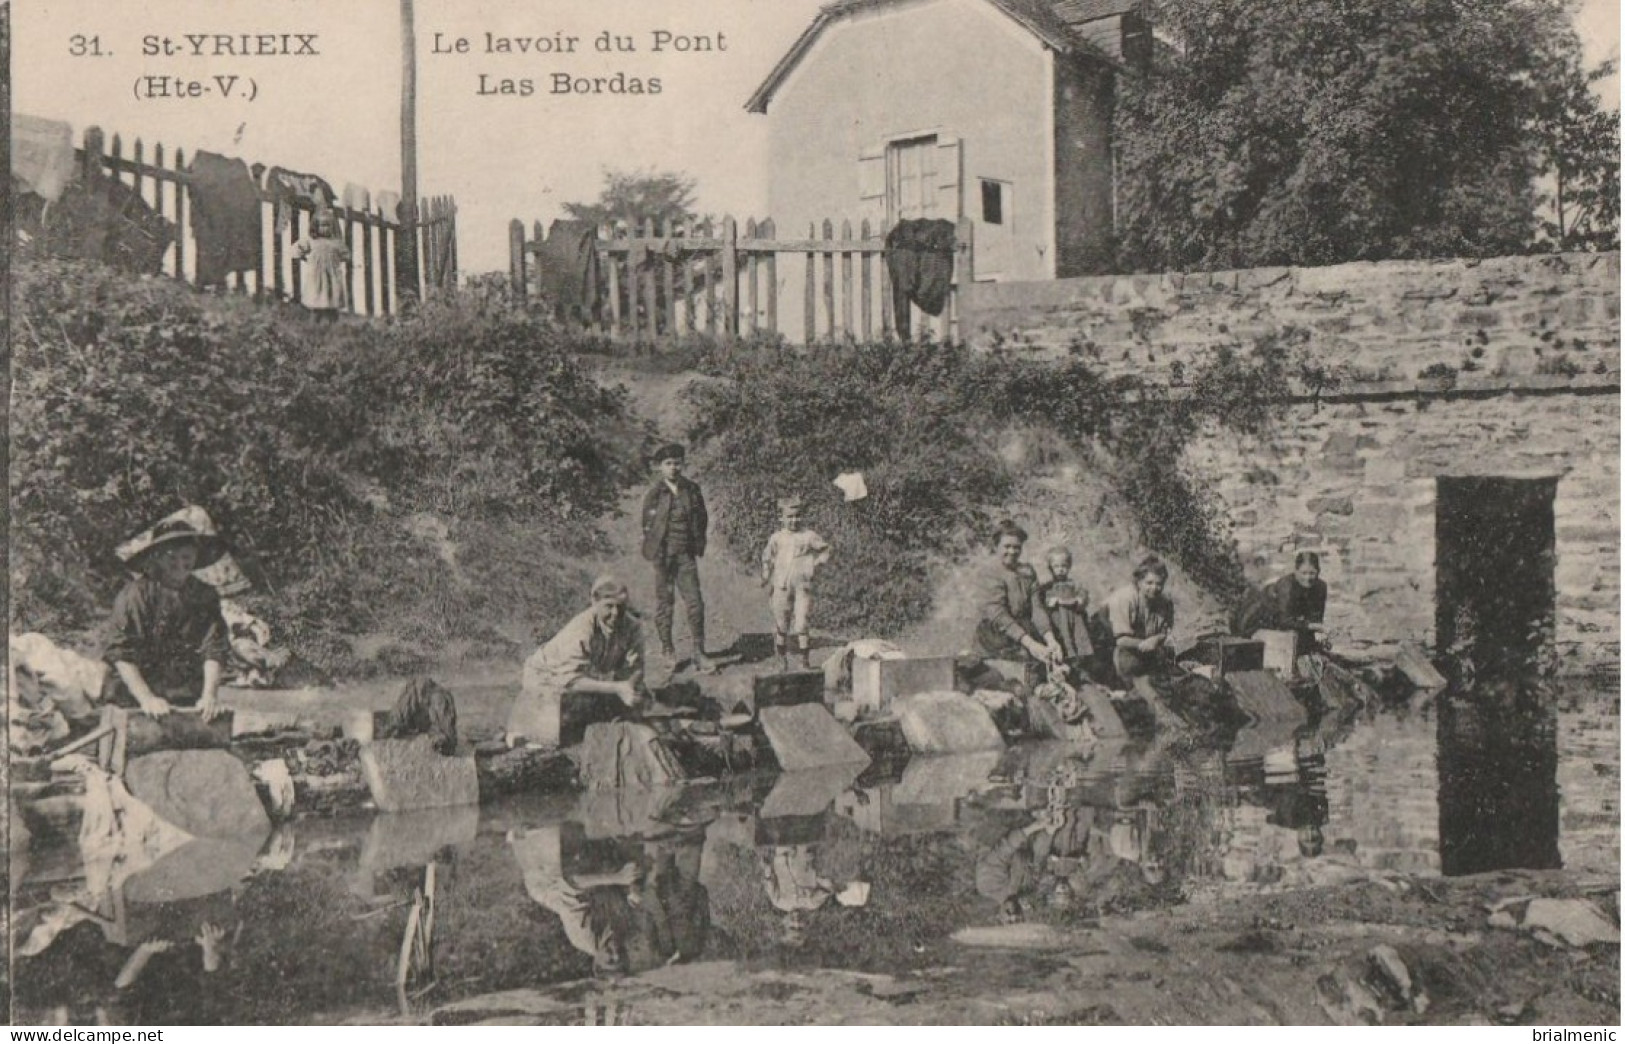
left=397, top=0, right=420, bottom=304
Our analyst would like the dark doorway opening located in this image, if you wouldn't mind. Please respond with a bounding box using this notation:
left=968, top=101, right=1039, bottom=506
left=1435, top=476, right=1559, bottom=683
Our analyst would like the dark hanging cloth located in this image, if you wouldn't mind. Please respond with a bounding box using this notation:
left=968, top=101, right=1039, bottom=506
left=885, top=218, right=958, bottom=337
left=379, top=676, right=460, bottom=755
left=263, top=166, right=337, bottom=231
left=188, top=151, right=262, bottom=287
left=14, top=176, right=173, bottom=274
left=536, top=218, right=603, bottom=324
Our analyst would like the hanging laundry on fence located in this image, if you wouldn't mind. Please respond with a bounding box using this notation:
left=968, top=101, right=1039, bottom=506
left=263, top=165, right=336, bottom=231
left=12, top=114, right=76, bottom=203
left=376, top=191, right=402, bottom=222
left=885, top=218, right=957, bottom=338
left=188, top=151, right=263, bottom=286
left=536, top=219, right=605, bottom=325
left=13, top=176, right=173, bottom=275
left=341, top=182, right=371, bottom=212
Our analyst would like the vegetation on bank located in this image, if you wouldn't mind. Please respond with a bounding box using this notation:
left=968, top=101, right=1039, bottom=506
left=11, top=261, right=648, bottom=672
left=681, top=332, right=1298, bottom=636
left=13, top=258, right=1297, bottom=670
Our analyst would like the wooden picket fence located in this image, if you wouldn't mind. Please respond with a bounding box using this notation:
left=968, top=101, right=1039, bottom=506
left=508, top=214, right=974, bottom=344
left=73, top=125, right=457, bottom=314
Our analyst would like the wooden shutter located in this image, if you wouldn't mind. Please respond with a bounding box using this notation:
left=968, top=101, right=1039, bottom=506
left=858, top=144, right=886, bottom=222
left=936, top=137, right=962, bottom=219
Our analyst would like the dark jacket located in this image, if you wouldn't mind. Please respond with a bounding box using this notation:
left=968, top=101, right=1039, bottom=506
left=1233, top=574, right=1327, bottom=638
left=640, top=476, right=709, bottom=562
left=101, top=575, right=229, bottom=705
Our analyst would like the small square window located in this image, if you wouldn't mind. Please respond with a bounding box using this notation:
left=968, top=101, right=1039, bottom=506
left=981, top=179, right=1004, bottom=225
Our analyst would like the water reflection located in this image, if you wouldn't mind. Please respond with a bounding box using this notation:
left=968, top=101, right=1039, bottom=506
left=1437, top=683, right=1562, bottom=876
left=13, top=681, right=1618, bottom=1024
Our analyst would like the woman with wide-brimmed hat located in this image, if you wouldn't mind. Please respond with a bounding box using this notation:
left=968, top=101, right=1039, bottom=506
left=101, top=517, right=232, bottom=721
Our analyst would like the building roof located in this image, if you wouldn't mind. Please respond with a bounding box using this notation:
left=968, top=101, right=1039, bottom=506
left=1051, top=0, right=1142, bottom=27
left=745, top=0, right=1122, bottom=113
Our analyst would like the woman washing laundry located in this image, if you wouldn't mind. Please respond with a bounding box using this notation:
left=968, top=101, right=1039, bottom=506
left=1098, top=555, right=1190, bottom=735
left=1234, top=551, right=1330, bottom=654
left=101, top=519, right=231, bottom=722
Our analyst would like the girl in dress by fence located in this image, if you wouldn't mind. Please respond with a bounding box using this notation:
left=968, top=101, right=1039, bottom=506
left=293, top=209, right=349, bottom=322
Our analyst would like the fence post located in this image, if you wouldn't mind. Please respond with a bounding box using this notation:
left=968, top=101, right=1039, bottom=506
left=762, top=218, right=777, bottom=338
left=661, top=218, right=677, bottom=338
left=822, top=218, right=836, bottom=341
left=447, top=198, right=459, bottom=289
left=681, top=224, right=696, bottom=335
left=422, top=197, right=435, bottom=297
left=804, top=222, right=816, bottom=344
left=174, top=147, right=188, bottom=284
left=379, top=218, right=392, bottom=316
left=509, top=219, right=527, bottom=298
left=82, top=126, right=104, bottom=186
left=840, top=219, right=854, bottom=340
left=745, top=218, right=759, bottom=339
left=362, top=214, right=376, bottom=316
left=397, top=198, right=420, bottom=308
left=641, top=220, right=659, bottom=343
left=606, top=224, right=623, bottom=338
left=132, top=138, right=145, bottom=209
left=721, top=216, right=738, bottom=342
left=860, top=219, right=873, bottom=342
left=952, top=215, right=975, bottom=343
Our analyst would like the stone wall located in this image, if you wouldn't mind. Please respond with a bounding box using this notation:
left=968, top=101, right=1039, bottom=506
left=1185, top=393, right=1619, bottom=671
left=963, top=253, right=1621, bottom=671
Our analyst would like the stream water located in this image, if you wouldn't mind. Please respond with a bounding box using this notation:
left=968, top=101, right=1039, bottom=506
left=12, top=679, right=1618, bottom=1025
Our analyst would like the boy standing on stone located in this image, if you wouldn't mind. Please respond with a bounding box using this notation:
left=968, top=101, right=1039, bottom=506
left=760, top=496, right=831, bottom=671
left=640, top=443, right=716, bottom=673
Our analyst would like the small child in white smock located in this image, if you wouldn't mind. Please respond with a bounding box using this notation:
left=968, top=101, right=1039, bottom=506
left=760, top=496, right=831, bottom=671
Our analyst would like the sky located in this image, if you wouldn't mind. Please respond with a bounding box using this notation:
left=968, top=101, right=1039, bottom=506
left=12, top=0, right=1620, bottom=276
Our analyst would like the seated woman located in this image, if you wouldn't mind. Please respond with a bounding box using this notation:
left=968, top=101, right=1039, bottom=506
left=1098, top=556, right=1186, bottom=733
left=971, top=521, right=1063, bottom=689
left=1234, top=551, right=1329, bottom=654
left=507, top=576, right=649, bottom=749
left=101, top=519, right=231, bottom=722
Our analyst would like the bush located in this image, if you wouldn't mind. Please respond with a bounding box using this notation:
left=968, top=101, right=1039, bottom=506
left=685, top=338, right=1014, bottom=634
left=11, top=259, right=645, bottom=666
left=682, top=334, right=1294, bottom=635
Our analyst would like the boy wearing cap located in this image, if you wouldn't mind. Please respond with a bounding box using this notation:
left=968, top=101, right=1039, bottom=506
left=640, top=443, right=715, bottom=673
left=101, top=519, right=231, bottom=721
left=508, top=576, right=649, bottom=749
left=760, top=496, right=831, bottom=671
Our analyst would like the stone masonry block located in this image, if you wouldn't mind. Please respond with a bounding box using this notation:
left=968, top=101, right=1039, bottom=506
left=894, top=692, right=1005, bottom=755
left=125, top=749, right=270, bottom=839
left=851, top=655, right=957, bottom=713
left=758, top=703, right=870, bottom=772
left=360, top=736, right=479, bottom=812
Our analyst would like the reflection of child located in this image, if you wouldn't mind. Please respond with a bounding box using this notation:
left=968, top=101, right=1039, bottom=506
left=760, top=497, right=831, bottom=671
left=761, top=844, right=834, bottom=912
left=759, top=843, right=868, bottom=946
left=292, top=209, right=349, bottom=322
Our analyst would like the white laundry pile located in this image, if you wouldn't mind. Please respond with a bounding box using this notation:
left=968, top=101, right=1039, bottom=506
left=833, top=471, right=868, bottom=502
left=10, top=632, right=105, bottom=754
left=819, top=637, right=905, bottom=693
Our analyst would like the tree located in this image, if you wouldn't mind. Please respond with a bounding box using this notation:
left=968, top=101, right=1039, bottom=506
left=1112, top=0, right=1613, bottom=271
left=561, top=168, right=700, bottom=231
left=1530, top=47, right=1619, bottom=250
